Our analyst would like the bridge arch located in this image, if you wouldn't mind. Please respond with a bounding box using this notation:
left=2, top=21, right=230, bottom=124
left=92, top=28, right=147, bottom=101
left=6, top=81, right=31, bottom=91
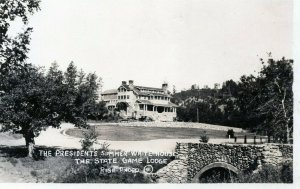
left=191, top=162, right=239, bottom=183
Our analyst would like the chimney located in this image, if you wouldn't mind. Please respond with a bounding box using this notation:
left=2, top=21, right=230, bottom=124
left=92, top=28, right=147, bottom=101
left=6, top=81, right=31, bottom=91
left=122, top=81, right=127, bottom=85
left=129, top=80, right=134, bottom=89
left=162, top=83, right=168, bottom=93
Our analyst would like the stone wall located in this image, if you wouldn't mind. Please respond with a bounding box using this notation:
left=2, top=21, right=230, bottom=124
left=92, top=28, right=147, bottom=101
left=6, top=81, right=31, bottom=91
left=155, top=143, right=293, bottom=183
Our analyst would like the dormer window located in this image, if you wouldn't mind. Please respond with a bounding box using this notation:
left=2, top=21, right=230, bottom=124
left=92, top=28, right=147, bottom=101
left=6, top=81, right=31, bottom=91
left=118, top=86, right=127, bottom=92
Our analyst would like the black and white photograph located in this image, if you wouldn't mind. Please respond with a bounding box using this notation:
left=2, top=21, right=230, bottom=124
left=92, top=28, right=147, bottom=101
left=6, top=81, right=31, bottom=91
left=0, top=0, right=298, bottom=187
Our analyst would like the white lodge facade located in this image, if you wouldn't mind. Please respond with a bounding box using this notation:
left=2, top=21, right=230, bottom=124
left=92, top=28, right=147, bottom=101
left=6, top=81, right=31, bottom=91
left=101, top=80, right=178, bottom=121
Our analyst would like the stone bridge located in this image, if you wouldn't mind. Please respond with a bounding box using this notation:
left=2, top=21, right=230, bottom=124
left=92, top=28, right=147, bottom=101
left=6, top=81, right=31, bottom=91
left=155, top=143, right=293, bottom=183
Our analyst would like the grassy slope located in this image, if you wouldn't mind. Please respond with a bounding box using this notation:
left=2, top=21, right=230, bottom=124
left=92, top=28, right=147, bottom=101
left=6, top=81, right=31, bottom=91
left=0, top=146, right=74, bottom=183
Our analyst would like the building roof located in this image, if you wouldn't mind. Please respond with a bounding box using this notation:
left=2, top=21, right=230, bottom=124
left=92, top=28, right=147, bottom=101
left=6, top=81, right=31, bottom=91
left=116, top=84, right=171, bottom=96
left=102, top=84, right=171, bottom=97
left=137, top=91, right=171, bottom=97
left=134, top=85, right=164, bottom=92
left=136, top=100, right=178, bottom=107
left=118, top=84, right=131, bottom=90
left=102, top=89, right=118, bottom=95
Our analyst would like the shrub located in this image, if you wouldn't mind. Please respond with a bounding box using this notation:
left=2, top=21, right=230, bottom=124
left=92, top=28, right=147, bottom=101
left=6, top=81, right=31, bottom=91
left=138, top=116, right=153, bottom=122
left=200, top=131, right=209, bottom=143
left=8, top=157, right=18, bottom=166
left=226, top=129, right=235, bottom=138
left=281, top=161, right=293, bottom=183
left=237, top=162, right=293, bottom=183
left=80, top=127, right=98, bottom=150
left=199, top=162, right=293, bottom=183
left=30, top=170, right=38, bottom=177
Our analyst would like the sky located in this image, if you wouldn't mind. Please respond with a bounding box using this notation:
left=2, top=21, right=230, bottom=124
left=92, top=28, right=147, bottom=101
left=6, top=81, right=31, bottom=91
left=9, top=0, right=293, bottom=91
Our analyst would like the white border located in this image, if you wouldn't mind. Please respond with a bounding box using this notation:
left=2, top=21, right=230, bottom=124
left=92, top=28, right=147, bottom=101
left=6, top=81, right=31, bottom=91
left=1, top=0, right=300, bottom=188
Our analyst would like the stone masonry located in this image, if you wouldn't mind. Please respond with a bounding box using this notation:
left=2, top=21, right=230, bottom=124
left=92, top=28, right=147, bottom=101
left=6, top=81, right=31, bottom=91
left=155, top=143, right=293, bottom=183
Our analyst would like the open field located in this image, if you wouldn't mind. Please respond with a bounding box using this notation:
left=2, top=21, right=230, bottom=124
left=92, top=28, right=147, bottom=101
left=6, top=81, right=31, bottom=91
left=66, top=125, right=253, bottom=141
left=1, top=123, right=265, bottom=152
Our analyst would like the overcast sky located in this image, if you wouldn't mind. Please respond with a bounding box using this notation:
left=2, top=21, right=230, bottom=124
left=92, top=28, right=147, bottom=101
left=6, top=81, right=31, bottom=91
left=10, top=0, right=293, bottom=91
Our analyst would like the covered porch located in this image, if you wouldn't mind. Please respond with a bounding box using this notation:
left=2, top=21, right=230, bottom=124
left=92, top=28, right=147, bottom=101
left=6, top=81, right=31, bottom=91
left=136, top=100, right=177, bottom=114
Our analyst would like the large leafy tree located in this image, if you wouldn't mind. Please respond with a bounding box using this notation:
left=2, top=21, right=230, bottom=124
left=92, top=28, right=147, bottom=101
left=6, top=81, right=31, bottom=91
left=0, top=60, right=103, bottom=156
left=237, top=58, right=293, bottom=143
left=0, top=0, right=40, bottom=79
left=0, top=1, right=105, bottom=156
left=0, top=0, right=41, bottom=156
left=256, top=58, right=293, bottom=142
left=0, top=67, right=57, bottom=146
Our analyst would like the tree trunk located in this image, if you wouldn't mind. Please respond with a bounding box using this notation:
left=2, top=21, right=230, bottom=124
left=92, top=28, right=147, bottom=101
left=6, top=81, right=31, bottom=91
left=286, top=124, right=290, bottom=144
left=24, top=130, right=35, bottom=158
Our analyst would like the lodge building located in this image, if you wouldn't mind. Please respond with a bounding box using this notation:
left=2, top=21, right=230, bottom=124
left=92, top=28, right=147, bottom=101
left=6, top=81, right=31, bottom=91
left=101, top=80, right=178, bottom=121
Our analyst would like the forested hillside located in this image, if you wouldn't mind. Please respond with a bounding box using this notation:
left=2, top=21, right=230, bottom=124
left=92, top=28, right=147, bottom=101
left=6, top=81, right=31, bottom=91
left=172, top=58, right=293, bottom=143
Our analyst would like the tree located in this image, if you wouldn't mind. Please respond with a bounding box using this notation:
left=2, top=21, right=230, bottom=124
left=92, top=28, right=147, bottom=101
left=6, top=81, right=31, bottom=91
left=256, top=58, right=293, bottom=143
left=172, top=85, right=176, bottom=94
left=0, top=0, right=40, bottom=81
left=221, top=80, right=239, bottom=97
left=0, top=67, right=55, bottom=156
left=0, top=0, right=40, bottom=156
left=0, top=60, right=105, bottom=156
left=236, top=58, right=293, bottom=143
left=0, top=1, right=106, bottom=156
left=75, top=73, right=102, bottom=120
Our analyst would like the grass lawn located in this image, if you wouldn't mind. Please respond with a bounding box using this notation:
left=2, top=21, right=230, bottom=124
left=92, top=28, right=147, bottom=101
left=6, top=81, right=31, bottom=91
left=0, top=146, right=74, bottom=183
left=65, top=125, right=246, bottom=141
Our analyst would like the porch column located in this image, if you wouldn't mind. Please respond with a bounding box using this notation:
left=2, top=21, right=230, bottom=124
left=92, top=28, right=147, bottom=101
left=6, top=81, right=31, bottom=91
left=153, top=106, right=155, bottom=111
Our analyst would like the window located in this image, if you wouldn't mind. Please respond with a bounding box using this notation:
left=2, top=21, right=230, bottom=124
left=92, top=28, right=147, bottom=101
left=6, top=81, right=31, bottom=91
left=127, top=95, right=130, bottom=99
left=139, top=104, right=144, bottom=110
left=147, top=105, right=153, bottom=111
left=155, top=96, right=157, bottom=100
left=118, top=96, right=120, bottom=99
